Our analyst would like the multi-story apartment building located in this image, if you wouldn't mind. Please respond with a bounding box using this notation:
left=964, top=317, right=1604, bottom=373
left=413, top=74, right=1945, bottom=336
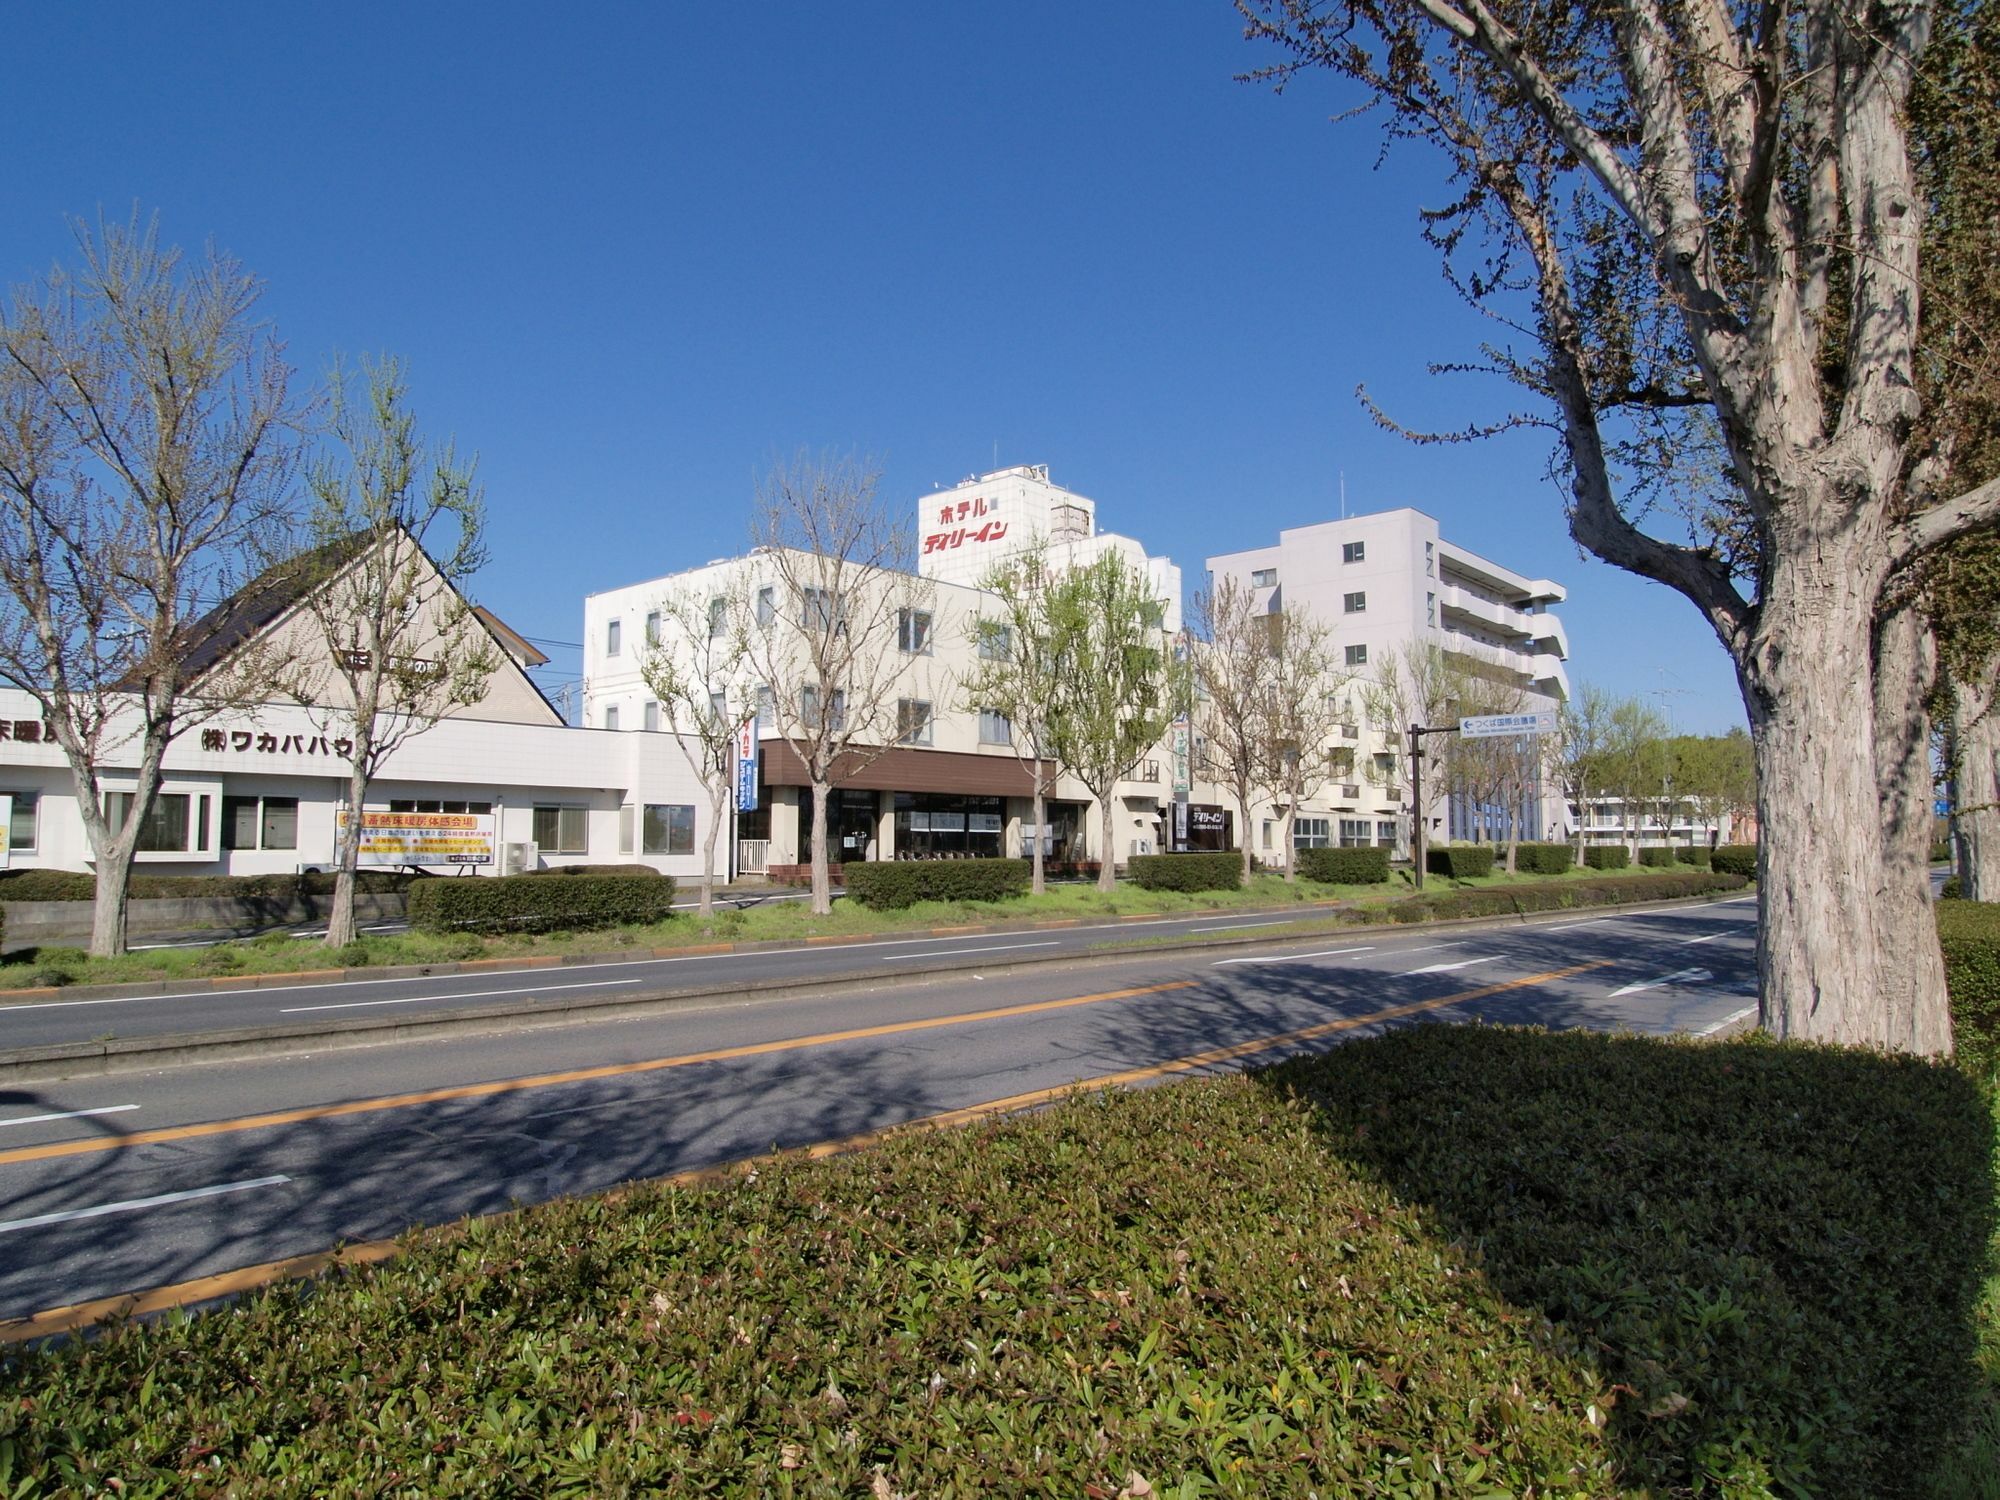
left=583, top=467, right=1193, bottom=878
left=1208, top=509, right=1571, bottom=855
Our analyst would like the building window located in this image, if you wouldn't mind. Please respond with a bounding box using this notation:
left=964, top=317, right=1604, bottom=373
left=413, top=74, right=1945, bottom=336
left=1261, top=820, right=1274, bottom=850
left=388, top=799, right=492, bottom=814
left=1424, top=541, right=1434, bottom=577
left=801, top=587, right=844, bottom=633
left=604, top=704, right=621, bottom=731
left=898, top=698, right=934, bottom=745
left=978, top=709, right=1012, bottom=746
left=1250, top=567, right=1277, bottom=587
left=1339, top=818, right=1371, bottom=847
left=532, top=804, right=588, bottom=855
left=708, top=597, right=727, bottom=638
left=1343, top=541, right=1365, bottom=564
left=1345, top=643, right=1369, bottom=667
left=802, top=685, right=845, bottom=731
left=606, top=618, right=621, bottom=657
left=708, top=690, right=728, bottom=725
left=977, top=621, right=1011, bottom=661
left=222, top=795, right=297, bottom=851
left=643, top=700, right=660, bottom=733
left=1343, top=591, right=1366, bottom=613
left=898, top=608, right=933, bottom=655
left=1293, top=816, right=1331, bottom=850
left=1426, top=591, right=1436, bottom=627
left=1377, top=820, right=1400, bottom=848
left=105, top=791, right=209, bottom=854
left=755, top=586, right=775, bottom=627
left=645, top=611, right=661, bottom=646
left=753, top=684, right=774, bottom=724
left=5, top=792, right=38, bottom=851
left=618, top=805, right=635, bottom=856
left=642, top=803, right=695, bottom=855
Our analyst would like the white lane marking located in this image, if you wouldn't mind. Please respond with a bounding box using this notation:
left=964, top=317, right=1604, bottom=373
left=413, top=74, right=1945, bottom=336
left=1213, top=945, right=1375, bottom=968
left=1718, top=896, right=1756, bottom=905
left=876, top=941, right=1059, bottom=963
left=1405, top=955, right=1501, bottom=976
left=0, top=1175, right=290, bottom=1236
left=1611, top=967, right=1714, bottom=998
left=1699, top=1004, right=1759, bottom=1036
left=280, top=978, right=640, bottom=1014
left=1191, top=920, right=1294, bottom=932
left=1543, top=918, right=1616, bottom=932
left=0, top=1104, right=140, bottom=1128
left=1681, top=932, right=1727, bottom=945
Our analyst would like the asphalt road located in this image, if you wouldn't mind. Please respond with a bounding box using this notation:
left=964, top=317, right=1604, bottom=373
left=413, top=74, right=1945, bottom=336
left=0, top=894, right=1759, bottom=1326
left=0, top=904, right=1420, bottom=1052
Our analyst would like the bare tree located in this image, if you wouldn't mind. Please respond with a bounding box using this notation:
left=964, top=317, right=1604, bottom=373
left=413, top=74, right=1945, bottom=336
left=1040, top=551, right=1187, bottom=893
left=1252, top=605, right=1351, bottom=879
left=739, top=453, right=938, bottom=916
left=1363, top=641, right=1470, bottom=876
left=0, top=216, right=303, bottom=955
left=1548, top=683, right=1616, bottom=863
left=1242, top=0, right=2000, bottom=1051
left=961, top=544, right=1066, bottom=894
left=288, top=358, right=498, bottom=949
left=1601, top=698, right=1671, bottom=860
left=1187, top=576, right=1275, bottom=884
left=639, top=578, right=755, bottom=917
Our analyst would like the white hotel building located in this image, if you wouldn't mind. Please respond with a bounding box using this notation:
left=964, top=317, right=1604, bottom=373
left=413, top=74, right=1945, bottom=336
left=1208, top=509, right=1571, bottom=853
left=583, top=466, right=1193, bottom=878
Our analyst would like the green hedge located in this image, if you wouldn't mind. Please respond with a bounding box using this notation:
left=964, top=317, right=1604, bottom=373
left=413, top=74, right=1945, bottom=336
left=1296, top=846, right=1390, bottom=885
left=1711, top=844, right=1758, bottom=878
left=1676, top=845, right=1712, bottom=867
left=0, top=869, right=420, bottom=902
left=1638, top=845, right=1680, bottom=868
left=406, top=874, right=678, bottom=934
left=1369, top=870, right=1747, bottom=924
left=1512, top=842, right=1574, bottom=875
left=1938, top=898, right=2000, bottom=1087
left=1425, top=844, right=1494, bottom=879
left=842, top=859, right=1030, bottom=910
left=524, top=864, right=666, bottom=879
left=1126, top=852, right=1243, bottom=892
left=1583, top=844, right=1630, bottom=870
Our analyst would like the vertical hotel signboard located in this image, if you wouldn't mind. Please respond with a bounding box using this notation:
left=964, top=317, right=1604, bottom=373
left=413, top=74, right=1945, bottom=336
left=735, top=713, right=760, bottom=812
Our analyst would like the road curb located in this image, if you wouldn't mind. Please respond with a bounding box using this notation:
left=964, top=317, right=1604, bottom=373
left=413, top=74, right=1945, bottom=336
left=0, top=885, right=1753, bottom=1084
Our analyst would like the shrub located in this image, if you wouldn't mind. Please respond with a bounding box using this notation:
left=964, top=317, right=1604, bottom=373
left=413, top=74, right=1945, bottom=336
left=1512, top=842, right=1574, bottom=875
left=1583, top=844, right=1630, bottom=870
left=1676, top=845, right=1712, bottom=867
left=1931, top=839, right=1954, bottom=863
left=407, top=874, right=678, bottom=934
left=1711, top=843, right=1758, bottom=878
left=1937, top=898, right=2000, bottom=1088
left=1366, top=871, right=1747, bottom=926
left=1297, top=847, right=1390, bottom=885
left=0, top=869, right=96, bottom=902
left=0, top=869, right=420, bottom=902
left=1941, top=874, right=1964, bottom=900
left=1638, top=845, right=1680, bottom=868
left=1425, top=844, right=1494, bottom=879
left=842, top=859, right=1031, bottom=910
left=1126, top=852, right=1243, bottom=892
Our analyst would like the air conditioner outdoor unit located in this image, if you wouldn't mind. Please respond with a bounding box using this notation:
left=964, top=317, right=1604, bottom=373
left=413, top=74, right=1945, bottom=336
left=503, top=841, right=539, bottom=876
left=1130, top=837, right=1154, bottom=857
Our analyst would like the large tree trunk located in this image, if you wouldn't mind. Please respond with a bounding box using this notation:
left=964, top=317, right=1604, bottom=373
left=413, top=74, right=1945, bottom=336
left=1873, top=602, right=1952, bottom=1050
left=808, top=776, right=832, bottom=917
left=326, top=755, right=372, bottom=950
left=1952, top=681, right=2000, bottom=900
left=697, top=783, right=726, bottom=918
left=1097, top=793, right=1118, bottom=893
left=1238, top=783, right=1256, bottom=884
left=89, top=847, right=134, bottom=958
left=1747, top=576, right=1952, bottom=1053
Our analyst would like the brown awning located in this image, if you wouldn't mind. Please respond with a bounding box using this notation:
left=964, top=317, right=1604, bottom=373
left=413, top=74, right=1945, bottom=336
left=757, top=740, right=1055, bottom=797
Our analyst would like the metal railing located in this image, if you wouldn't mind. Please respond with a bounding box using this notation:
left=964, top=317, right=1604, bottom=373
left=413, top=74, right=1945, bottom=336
left=737, top=838, right=769, bottom=874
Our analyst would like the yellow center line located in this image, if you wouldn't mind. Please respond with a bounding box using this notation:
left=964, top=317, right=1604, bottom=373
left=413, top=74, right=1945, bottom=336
left=0, top=959, right=1608, bottom=1343
left=0, top=980, right=1198, bottom=1168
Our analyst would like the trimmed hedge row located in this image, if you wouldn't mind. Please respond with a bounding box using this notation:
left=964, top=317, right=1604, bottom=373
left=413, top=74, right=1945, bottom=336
left=1711, top=843, right=1758, bottom=877
left=406, top=874, right=678, bottom=934
left=1296, top=846, right=1390, bottom=885
left=1425, top=844, right=1494, bottom=879
left=525, top=864, right=666, bottom=879
left=0, top=868, right=422, bottom=902
left=1512, top=842, right=1574, bottom=875
left=1638, top=845, right=1680, bottom=868
left=1584, top=844, right=1630, bottom=870
left=1127, top=852, right=1243, bottom=892
left=842, top=859, right=1030, bottom=909
left=1676, top=845, right=1712, bottom=867
left=1938, top=898, right=2000, bottom=1087
left=1368, top=870, right=1747, bottom=924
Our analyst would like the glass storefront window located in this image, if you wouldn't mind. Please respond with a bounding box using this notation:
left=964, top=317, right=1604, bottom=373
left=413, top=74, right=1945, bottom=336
left=893, top=793, right=1004, bottom=858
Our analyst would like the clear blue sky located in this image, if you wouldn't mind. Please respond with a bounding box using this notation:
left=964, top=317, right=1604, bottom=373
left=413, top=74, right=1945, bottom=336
left=3, top=2, right=1743, bottom=733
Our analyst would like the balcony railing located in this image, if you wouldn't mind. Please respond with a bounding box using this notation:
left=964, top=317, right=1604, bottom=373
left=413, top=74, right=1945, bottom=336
left=737, top=839, right=769, bottom=874
left=1132, top=760, right=1161, bottom=783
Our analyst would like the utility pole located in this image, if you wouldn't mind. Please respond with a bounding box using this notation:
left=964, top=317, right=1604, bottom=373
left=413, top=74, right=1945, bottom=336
left=1408, top=720, right=1460, bottom=889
